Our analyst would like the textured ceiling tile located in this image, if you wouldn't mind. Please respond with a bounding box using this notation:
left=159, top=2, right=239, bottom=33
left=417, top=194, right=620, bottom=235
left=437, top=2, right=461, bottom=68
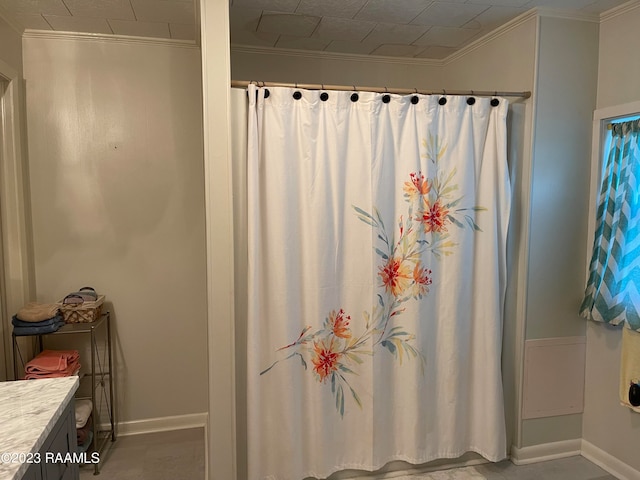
left=108, top=19, right=170, bottom=38
left=324, top=39, right=381, bottom=55
left=313, top=17, right=376, bottom=42
left=258, top=12, right=320, bottom=36
left=63, top=0, right=135, bottom=20
left=296, top=0, right=368, bottom=18
left=413, top=26, right=480, bottom=47
left=355, top=0, right=432, bottom=24
left=414, top=45, right=457, bottom=59
left=581, top=0, right=630, bottom=13
left=13, top=13, right=53, bottom=29
left=230, top=28, right=279, bottom=47
left=364, top=22, right=429, bottom=45
left=371, top=43, right=426, bottom=57
left=464, top=5, right=527, bottom=30
left=169, top=22, right=195, bottom=40
left=1, top=0, right=69, bottom=16
left=230, top=6, right=263, bottom=31
left=412, top=2, right=489, bottom=26
left=276, top=35, right=332, bottom=51
left=232, top=0, right=300, bottom=13
left=130, top=0, right=194, bottom=24
left=43, top=14, right=113, bottom=33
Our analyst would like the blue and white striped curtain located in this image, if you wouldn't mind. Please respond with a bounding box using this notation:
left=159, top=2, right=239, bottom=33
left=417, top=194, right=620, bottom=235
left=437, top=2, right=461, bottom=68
left=581, top=119, right=640, bottom=330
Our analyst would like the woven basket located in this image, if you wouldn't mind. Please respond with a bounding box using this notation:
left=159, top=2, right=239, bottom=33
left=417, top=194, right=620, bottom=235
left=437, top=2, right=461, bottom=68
left=57, top=295, right=105, bottom=324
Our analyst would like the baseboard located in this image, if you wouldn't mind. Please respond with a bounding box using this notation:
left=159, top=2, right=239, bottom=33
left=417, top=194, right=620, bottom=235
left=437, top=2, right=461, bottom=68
left=581, top=440, right=640, bottom=480
left=510, top=439, right=581, bottom=465
left=113, top=412, right=208, bottom=437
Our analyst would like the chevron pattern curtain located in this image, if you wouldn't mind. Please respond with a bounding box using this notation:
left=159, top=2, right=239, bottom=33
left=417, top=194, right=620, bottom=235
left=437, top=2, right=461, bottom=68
left=581, top=119, right=640, bottom=330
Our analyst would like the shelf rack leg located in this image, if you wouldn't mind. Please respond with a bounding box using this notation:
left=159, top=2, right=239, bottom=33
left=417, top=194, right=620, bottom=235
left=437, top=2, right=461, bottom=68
left=107, top=312, right=115, bottom=441
left=91, top=323, right=98, bottom=476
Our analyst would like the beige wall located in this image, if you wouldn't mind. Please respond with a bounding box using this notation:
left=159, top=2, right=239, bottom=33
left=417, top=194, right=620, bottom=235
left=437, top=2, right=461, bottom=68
left=583, top=3, right=640, bottom=471
left=596, top=4, right=640, bottom=110
left=22, top=35, right=208, bottom=424
left=520, top=15, right=599, bottom=447
left=231, top=47, right=443, bottom=90
left=442, top=17, right=537, bottom=93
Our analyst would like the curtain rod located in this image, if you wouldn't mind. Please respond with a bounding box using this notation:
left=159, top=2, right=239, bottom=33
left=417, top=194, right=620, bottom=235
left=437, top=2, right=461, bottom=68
left=231, top=80, right=532, bottom=100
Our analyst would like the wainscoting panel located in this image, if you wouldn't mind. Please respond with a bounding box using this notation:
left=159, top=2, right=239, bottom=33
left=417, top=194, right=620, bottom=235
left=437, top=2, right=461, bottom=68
left=522, top=336, right=586, bottom=419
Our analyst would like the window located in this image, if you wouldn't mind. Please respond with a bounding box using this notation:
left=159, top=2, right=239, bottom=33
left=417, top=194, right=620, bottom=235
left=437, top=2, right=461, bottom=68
left=581, top=106, right=640, bottom=329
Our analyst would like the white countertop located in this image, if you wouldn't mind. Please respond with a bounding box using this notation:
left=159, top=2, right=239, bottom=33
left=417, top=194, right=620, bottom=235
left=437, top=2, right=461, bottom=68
left=0, top=376, right=79, bottom=480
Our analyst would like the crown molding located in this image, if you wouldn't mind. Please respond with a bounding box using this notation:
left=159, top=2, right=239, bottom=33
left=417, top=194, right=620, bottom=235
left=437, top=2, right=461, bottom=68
left=230, top=44, right=443, bottom=67
left=600, top=0, right=640, bottom=22
left=443, top=8, right=538, bottom=65
left=22, top=29, right=199, bottom=49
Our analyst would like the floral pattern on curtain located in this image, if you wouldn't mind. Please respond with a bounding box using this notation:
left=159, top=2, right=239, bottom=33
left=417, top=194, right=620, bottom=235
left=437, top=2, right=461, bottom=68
left=246, top=85, right=511, bottom=480
left=581, top=119, right=640, bottom=330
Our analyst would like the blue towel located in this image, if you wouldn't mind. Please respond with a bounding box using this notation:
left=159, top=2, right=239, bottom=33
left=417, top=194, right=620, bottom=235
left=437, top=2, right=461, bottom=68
left=13, top=320, right=65, bottom=336
left=12, top=315, right=62, bottom=328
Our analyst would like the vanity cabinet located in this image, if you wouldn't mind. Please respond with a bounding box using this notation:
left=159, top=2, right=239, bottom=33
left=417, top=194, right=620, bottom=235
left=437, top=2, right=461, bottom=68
left=0, top=377, right=80, bottom=480
left=22, top=399, right=78, bottom=480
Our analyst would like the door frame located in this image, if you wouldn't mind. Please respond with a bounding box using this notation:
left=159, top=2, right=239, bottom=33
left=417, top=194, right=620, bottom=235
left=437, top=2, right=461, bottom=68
left=0, top=57, right=34, bottom=380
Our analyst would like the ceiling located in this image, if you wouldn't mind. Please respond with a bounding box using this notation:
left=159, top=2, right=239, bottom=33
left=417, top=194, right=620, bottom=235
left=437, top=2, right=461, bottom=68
left=0, top=0, right=631, bottom=59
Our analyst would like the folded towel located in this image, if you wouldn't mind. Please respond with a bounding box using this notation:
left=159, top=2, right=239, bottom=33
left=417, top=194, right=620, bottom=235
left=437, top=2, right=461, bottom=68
left=25, top=370, right=79, bottom=380
left=620, top=327, right=640, bottom=412
left=13, top=319, right=65, bottom=336
left=77, top=430, right=93, bottom=454
left=12, top=315, right=61, bottom=328
left=76, top=414, right=93, bottom=445
left=75, top=399, right=93, bottom=429
left=25, top=349, right=80, bottom=375
left=11, top=315, right=58, bottom=327
left=16, top=303, right=60, bottom=322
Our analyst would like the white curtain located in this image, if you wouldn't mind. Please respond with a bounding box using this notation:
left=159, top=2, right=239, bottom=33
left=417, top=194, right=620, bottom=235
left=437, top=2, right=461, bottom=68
left=246, top=84, right=511, bottom=480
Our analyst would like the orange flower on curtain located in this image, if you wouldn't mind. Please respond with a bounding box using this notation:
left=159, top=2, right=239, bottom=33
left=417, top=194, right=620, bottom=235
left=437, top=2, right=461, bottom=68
left=260, top=135, right=487, bottom=417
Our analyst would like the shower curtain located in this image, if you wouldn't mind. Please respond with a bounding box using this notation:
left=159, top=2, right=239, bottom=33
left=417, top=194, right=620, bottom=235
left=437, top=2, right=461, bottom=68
left=245, top=84, right=511, bottom=480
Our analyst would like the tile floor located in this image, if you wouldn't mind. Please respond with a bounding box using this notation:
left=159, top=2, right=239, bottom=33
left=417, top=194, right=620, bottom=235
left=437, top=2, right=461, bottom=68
left=79, top=428, right=616, bottom=480
left=386, top=457, right=616, bottom=479
left=79, top=428, right=204, bottom=480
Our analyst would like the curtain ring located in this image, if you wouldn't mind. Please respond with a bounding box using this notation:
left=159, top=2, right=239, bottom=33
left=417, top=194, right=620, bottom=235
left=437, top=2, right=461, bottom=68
left=353, top=85, right=357, bottom=91
left=443, top=89, right=446, bottom=95
left=385, top=86, right=389, bottom=93
left=414, top=88, right=418, bottom=93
